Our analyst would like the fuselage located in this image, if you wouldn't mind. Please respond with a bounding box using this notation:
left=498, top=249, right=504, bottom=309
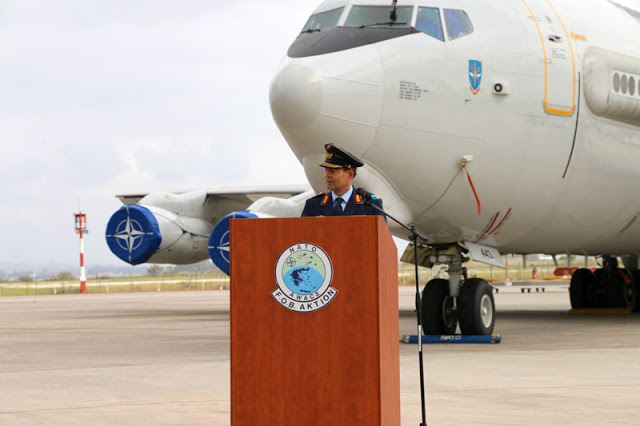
left=269, top=0, right=640, bottom=256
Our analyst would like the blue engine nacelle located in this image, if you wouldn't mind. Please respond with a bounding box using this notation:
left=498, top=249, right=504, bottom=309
left=106, top=189, right=309, bottom=270
left=105, top=204, right=212, bottom=265
left=105, top=204, right=162, bottom=265
left=206, top=194, right=310, bottom=273
left=207, top=210, right=258, bottom=275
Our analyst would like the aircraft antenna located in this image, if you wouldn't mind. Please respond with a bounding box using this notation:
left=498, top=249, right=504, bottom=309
left=390, top=0, right=398, bottom=22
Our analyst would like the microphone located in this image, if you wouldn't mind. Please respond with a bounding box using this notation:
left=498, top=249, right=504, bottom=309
left=356, top=187, right=378, bottom=205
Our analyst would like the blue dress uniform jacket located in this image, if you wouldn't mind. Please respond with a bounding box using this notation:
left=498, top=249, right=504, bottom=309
left=301, top=190, right=385, bottom=218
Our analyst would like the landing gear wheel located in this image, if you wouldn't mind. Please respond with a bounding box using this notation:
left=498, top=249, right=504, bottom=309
left=459, top=278, right=495, bottom=336
left=617, top=269, right=636, bottom=310
left=570, top=268, right=597, bottom=309
left=421, top=279, right=457, bottom=335
left=605, top=268, right=636, bottom=309
left=631, top=271, right=640, bottom=313
left=592, top=269, right=608, bottom=308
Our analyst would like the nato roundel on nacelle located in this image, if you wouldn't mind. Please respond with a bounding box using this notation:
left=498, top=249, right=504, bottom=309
left=105, top=204, right=162, bottom=265
left=208, top=210, right=258, bottom=276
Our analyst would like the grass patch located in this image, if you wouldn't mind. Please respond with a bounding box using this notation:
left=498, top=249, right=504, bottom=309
left=1, top=258, right=579, bottom=296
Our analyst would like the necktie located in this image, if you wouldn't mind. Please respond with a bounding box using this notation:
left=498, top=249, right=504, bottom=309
left=333, top=197, right=343, bottom=215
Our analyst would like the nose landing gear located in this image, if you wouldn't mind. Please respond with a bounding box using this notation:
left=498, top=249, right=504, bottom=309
left=421, top=276, right=496, bottom=336
left=403, top=243, right=497, bottom=335
left=416, top=244, right=496, bottom=336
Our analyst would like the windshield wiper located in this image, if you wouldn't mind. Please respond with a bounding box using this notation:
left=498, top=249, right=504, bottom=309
left=301, top=28, right=321, bottom=34
left=358, top=22, right=406, bottom=28
left=390, top=0, right=398, bottom=22
left=358, top=0, right=405, bottom=28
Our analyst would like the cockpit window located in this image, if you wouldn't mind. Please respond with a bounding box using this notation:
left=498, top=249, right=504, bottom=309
left=300, top=7, right=344, bottom=33
left=344, top=5, right=413, bottom=27
left=416, top=7, right=444, bottom=41
left=444, top=9, right=473, bottom=40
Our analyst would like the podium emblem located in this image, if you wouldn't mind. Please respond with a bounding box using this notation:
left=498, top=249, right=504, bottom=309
left=272, top=242, right=338, bottom=312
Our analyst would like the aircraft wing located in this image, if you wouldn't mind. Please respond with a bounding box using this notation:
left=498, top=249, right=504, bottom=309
left=106, top=183, right=313, bottom=266
left=115, top=184, right=311, bottom=205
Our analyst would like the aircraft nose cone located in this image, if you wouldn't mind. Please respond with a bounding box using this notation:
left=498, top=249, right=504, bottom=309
left=269, top=64, right=323, bottom=130
left=269, top=48, right=383, bottom=162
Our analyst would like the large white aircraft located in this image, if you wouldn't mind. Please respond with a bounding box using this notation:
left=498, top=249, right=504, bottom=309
left=106, top=0, right=640, bottom=335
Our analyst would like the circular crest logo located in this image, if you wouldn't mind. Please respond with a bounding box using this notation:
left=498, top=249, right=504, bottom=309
left=272, top=242, right=337, bottom=312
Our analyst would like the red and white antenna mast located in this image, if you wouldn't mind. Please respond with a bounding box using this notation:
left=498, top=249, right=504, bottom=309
left=74, top=212, right=88, bottom=293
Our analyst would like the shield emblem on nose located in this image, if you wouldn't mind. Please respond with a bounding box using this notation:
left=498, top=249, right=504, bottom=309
left=469, top=60, right=482, bottom=95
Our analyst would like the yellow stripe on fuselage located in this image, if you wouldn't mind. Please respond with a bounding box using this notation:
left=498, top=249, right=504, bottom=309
left=521, top=0, right=576, bottom=116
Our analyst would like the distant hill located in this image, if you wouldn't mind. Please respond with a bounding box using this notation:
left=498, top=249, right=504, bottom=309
left=0, top=260, right=219, bottom=281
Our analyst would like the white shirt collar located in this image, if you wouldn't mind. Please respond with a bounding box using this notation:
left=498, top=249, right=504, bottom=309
left=332, top=186, right=353, bottom=203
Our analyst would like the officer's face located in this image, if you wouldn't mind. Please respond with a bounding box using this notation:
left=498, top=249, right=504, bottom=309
left=324, top=167, right=353, bottom=196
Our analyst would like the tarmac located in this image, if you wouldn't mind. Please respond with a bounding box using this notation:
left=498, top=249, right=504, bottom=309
left=2, top=284, right=640, bottom=425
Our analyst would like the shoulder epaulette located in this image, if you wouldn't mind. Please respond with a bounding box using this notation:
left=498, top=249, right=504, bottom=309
left=307, top=192, right=326, bottom=200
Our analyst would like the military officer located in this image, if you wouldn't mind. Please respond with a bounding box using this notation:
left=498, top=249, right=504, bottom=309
left=301, top=143, right=385, bottom=218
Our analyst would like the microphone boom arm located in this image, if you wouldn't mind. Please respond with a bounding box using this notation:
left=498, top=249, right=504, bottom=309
left=356, top=187, right=429, bottom=425
left=363, top=201, right=428, bottom=243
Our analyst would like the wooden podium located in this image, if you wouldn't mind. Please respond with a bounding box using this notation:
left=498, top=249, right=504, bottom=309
left=230, top=216, right=400, bottom=425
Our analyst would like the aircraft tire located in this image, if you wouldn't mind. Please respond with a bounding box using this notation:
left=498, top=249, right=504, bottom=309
left=615, top=269, right=636, bottom=310
left=421, top=279, right=457, bottom=335
left=458, top=278, right=495, bottom=336
left=569, top=268, right=596, bottom=309
left=631, top=271, right=640, bottom=313
left=606, top=268, right=636, bottom=309
left=593, top=269, right=609, bottom=308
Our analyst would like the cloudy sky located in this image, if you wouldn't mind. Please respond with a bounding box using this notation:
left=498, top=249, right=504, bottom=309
left=1, top=1, right=314, bottom=267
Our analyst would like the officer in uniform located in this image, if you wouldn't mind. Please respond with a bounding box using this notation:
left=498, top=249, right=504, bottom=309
left=301, top=143, right=385, bottom=218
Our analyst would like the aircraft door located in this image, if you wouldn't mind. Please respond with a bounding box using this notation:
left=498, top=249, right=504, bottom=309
left=522, top=0, right=576, bottom=116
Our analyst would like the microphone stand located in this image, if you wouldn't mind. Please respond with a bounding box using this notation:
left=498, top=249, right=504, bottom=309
left=360, top=193, right=428, bottom=426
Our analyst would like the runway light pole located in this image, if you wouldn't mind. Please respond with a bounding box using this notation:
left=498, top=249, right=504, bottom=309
left=74, top=212, right=88, bottom=293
